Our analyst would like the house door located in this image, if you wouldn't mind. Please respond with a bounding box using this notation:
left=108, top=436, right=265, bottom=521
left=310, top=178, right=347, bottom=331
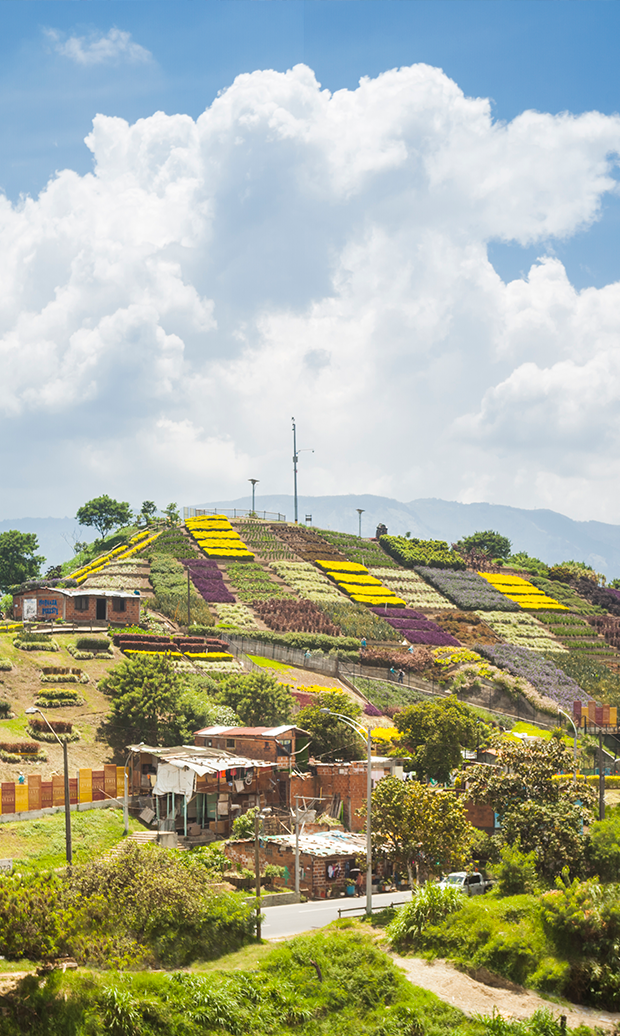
left=96, top=599, right=107, bottom=620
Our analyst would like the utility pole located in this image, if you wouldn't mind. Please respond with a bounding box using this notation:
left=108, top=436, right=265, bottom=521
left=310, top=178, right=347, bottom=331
left=292, top=417, right=313, bottom=525
left=187, top=568, right=191, bottom=626
left=599, top=729, right=606, bottom=820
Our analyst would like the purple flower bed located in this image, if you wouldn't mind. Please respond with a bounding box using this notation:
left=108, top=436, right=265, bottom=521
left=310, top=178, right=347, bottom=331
left=415, top=567, right=520, bottom=612
left=476, top=644, right=594, bottom=708
left=182, top=558, right=236, bottom=604
left=371, top=604, right=460, bottom=646
left=364, top=703, right=383, bottom=716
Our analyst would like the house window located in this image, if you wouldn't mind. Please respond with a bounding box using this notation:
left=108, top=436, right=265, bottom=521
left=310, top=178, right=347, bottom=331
left=111, top=598, right=126, bottom=613
left=226, top=738, right=235, bottom=749
left=264, top=741, right=271, bottom=751
left=74, top=597, right=89, bottom=612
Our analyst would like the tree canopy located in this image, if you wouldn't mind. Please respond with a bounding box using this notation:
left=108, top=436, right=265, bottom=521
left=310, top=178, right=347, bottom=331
left=76, top=495, right=133, bottom=538
left=453, top=530, right=512, bottom=561
left=99, top=655, right=191, bottom=752
left=394, top=696, right=487, bottom=782
left=296, top=690, right=364, bottom=762
left=366, top=776, right=474, bottom=885
left=139, top=500, right=158, bottom=525
left=0, top=530, right=45, bottom=592
left=215, top=673, right=294, bottom=727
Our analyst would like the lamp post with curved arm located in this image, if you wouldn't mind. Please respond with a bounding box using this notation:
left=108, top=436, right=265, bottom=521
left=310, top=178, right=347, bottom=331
left=557, top=706, right=578, bottom=785
left=320, top=708, right=372, bottom=915
left=25, top=706, right=72, bottom=864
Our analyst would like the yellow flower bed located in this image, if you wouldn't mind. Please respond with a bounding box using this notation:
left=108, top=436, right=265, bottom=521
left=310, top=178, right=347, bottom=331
left=478, top=573, right=567, bottom=611
left=186, top=515, right=254, bottom=559
left=123, top=649, right=184, bottom=659
left=73, top=532, right=161, bottom=583
left=370, top=726, right=399, bottom=743
left=315, top=561, right=368, bottom=574
left=314, top=558, right=406, bottom=608
left=195, top=652, right=234, bottom=662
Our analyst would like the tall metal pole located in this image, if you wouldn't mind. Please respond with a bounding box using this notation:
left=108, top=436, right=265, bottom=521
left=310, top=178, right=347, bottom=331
left=187, top=568, right=191, bottom=626
left=255, top=811, right=262, bottom=941
left=292, top=417, right=298, bottom=524
left=249, top=479, right=259, bottom=515
left=63, top=740, right=72, bottom=866
left=124, top=770, right=129, bottom=836
left=295, top=796, right=300, bottom=896
left=365, top=726, right=372, bottom=917
left=599, top=729, right=606, bottom=820
left=558, top=707, right=577, bottom=785
left=356, top=508, right=365, bottom=539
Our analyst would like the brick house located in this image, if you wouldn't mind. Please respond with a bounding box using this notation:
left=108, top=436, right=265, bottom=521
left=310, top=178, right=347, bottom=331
left=193, top=725, right=311, bottom=766
left=12, top=587, right=141, bottom=625
left=289, top=757, right=405, bottom=832
left=225, top=830, right=367, bottom=899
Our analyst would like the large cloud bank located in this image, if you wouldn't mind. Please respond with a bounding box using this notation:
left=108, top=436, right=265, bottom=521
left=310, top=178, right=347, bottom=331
left=2, top=62, right=620, bottom=519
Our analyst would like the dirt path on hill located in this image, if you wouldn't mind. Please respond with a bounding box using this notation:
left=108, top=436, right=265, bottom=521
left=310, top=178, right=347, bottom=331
left=393, top=955, right=620, bottom=1031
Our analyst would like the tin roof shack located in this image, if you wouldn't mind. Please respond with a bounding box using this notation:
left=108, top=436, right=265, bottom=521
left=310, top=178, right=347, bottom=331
left=128, top=744, right=279, bottom=843
left=13, top=587, right=140, bottom=626
left=194, top=725, right=310, bottom=766
left=289, top=757, right=406, bottom=832
left=225, top=830, right=367, bottom=900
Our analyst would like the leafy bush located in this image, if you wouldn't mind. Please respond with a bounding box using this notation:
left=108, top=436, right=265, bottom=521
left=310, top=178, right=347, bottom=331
left=387, top=883, right=463, bottom=949
left=381, top=535, right=465, bottom=570
left=216, top=673, right=294, bottom=726
left=0, top=658, right=12, bottom=671
left=75, top=635, right=111, bottom=652
left=231, top=807, right=259, bottom=839
left=0, top=842, right=256, bottom=969
left=492, top=842, right=539, bottom=896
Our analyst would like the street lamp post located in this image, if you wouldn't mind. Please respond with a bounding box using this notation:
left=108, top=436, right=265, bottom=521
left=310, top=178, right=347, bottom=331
left=320, top=708, right=373, bottom=915
left=248, top=479, right=259, bottom=515
left=356, top=508, right=365, bottom=538
left=25, top=706, right=72, bottom=864
left=254, top=806, right=272, bottom=941
left=291, top=417, right=314, bottom=524
left=557, top=707, right=578, bottom=785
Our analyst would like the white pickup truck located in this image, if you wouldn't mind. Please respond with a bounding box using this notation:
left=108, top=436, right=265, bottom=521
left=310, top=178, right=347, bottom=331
left=438, top=871, right=492, bottom=896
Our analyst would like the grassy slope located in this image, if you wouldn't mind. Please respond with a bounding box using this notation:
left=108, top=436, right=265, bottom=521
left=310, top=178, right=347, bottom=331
left=0, top=808, right=142, bottom=871
left=0, top=632, right=125, bottom=781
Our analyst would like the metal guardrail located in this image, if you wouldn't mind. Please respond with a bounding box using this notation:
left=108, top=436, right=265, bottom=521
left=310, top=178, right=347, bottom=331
left=337, top=900, right=405, bottom=918
left=183, top=507, right=286, bottom=522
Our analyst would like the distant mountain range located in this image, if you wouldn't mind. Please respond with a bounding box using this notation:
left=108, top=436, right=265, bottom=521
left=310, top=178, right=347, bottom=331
left=4, top=496, right=620, bottom=577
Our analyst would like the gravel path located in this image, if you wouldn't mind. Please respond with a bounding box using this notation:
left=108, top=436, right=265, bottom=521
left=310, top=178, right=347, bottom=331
left=393, top=955, right=620, bottom=1032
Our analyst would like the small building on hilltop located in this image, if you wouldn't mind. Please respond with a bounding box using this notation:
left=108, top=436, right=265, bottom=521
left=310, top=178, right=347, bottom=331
left=12, top=586, right=140, bottom=625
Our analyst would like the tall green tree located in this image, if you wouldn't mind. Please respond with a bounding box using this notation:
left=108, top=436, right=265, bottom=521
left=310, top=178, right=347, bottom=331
left=76, top=495, right=133, bottom=538
left=394, top=696, right=486, bottom=782
left=139, top=500, right=158, bottom=525
left=99, top=655, right=189, bottom=753
left=366, top=776, right=475, bottom=885
left=0, top=530, right=45, bottom=592
left=454, top=530, right=512, bottom=561
left=296, top=690, right=364, bottom=761
left=163, top=502, right=181, bottom=526
left=215, top=673, right=294, bottom=727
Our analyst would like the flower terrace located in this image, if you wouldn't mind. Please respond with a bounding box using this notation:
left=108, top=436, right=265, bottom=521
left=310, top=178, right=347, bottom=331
left=369, top=607, right=460, bottom=647
left=315, top=560, right=406, bottom=608
left=185, top=516, right=254, bottom=559
left=478, top=573, right=568, bottom=611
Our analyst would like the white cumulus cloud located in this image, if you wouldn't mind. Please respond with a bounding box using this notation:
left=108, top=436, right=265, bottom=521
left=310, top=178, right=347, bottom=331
left=1, top=62, right=620, bottom=521
left=45, top=27, right=152, bottom=66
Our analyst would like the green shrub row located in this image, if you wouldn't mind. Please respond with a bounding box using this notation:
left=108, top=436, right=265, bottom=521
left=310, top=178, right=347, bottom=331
left=380, top=535, right=465, bottom=570
left=75, top=636, right=111, bottom=651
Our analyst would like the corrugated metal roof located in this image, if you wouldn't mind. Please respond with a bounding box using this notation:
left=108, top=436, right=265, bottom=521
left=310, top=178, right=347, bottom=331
left=231, top=830, right=367, bottom=858
left=194, top=724, right=309, bottom=737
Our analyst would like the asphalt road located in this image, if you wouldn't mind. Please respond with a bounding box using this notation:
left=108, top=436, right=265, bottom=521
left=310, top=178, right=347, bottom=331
left=262, top=890, right=412, bottom=939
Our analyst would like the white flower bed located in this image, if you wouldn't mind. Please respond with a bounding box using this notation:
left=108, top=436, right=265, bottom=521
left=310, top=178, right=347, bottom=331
left=270, top=561, right=344, bottom=600
left=193, top=659, right=243, bottom=673
left=371, top=568, right=456, bottom=610
left=213, top=603, right=257, bottom=629
left=477, top=611, right=567, bottom=653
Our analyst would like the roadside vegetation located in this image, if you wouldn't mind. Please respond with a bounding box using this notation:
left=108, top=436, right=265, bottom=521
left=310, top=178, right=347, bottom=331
left=0, top=926, right=600, bottom=1036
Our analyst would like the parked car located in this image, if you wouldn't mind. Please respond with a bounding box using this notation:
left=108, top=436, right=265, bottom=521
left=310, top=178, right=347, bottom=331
left=438, top=871, right=492, bottom=896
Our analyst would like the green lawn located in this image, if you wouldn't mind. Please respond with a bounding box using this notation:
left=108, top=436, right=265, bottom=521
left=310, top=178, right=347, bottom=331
left=0, top=807, right=142, bottom=871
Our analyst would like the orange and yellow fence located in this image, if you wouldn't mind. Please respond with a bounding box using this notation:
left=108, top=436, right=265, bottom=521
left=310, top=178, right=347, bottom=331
left=0, top=765, right=126, bottom=816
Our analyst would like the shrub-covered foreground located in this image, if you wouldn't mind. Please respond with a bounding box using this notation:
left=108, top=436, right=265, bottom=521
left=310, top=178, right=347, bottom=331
left=0, top=842, right=254, bottom=969
left=387, top=880, right=620, bottom=1010
left=0, top=928, right=597, bottom=1036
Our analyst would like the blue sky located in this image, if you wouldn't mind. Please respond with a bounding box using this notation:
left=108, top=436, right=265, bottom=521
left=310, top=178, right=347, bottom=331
left=3, top=1, right=620, bottom=289
left=2, top=1, right=620, bottom=523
